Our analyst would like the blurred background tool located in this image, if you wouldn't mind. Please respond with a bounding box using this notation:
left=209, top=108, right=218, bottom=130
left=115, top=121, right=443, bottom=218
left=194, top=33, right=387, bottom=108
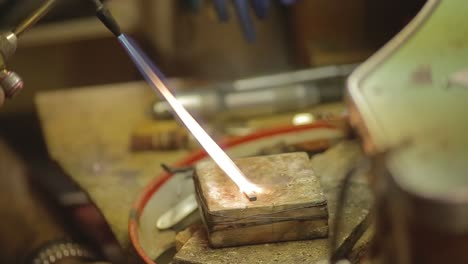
left=130, top=120, right=191, bottom=152
left=153, top=64, right=357, bottom=120
left=185, top=0, right=203, bottom=14
left=280, top=0, right=297, bottom=5
left=250, top=0, right=270, bottom=20
left=230, top=0, right=296, bottom=41
left=13, top=0, right=56, bottom=37
left=233, top=0, right=256, bottom=42
left=213, top=0, right=229, bottom=22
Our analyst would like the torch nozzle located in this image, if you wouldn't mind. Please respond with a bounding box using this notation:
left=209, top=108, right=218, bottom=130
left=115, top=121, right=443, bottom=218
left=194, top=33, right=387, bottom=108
left=90, top=0, right=121, bottom=37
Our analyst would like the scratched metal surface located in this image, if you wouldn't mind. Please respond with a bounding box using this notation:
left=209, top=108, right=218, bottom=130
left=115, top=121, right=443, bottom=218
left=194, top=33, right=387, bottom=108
left=35, top=82, right=189, bottom=248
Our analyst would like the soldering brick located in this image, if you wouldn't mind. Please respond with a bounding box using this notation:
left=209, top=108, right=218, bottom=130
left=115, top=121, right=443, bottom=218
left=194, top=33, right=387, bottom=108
left=193, top=152, right=329, bottom=248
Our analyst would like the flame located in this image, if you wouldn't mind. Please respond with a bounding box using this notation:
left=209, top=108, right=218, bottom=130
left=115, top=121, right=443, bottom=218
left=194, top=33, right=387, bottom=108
left=119, top=35, right=260, bottom=197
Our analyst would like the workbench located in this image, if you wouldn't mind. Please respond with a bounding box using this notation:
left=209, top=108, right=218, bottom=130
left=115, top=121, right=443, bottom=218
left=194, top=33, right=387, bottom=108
left=36, top=81, right=371, bottom=263
left=36, top=82, right=188, bottom=249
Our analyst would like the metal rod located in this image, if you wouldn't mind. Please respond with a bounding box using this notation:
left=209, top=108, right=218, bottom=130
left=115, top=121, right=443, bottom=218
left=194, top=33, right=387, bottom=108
left=14, top=0, right=57, bottom=36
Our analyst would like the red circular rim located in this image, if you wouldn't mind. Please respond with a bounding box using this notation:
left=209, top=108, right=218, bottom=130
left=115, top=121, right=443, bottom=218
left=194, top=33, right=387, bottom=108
left=129, top=122, right=337, bottom=263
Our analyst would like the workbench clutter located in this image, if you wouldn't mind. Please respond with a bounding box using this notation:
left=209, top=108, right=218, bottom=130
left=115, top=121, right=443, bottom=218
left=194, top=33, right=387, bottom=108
left=130, top=120, right=190, bottom=151
left=167, top=142, right=372, bottom=264
left=193, top=152, right=328, bottom=248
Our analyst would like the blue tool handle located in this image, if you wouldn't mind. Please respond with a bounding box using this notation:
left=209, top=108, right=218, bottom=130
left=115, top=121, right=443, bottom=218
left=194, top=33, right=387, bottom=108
left=250, top=0, right=270, bottom=19
left=280, top=0, right=297, bottom=5
left=186, top=0, right=203, bottom=13
left=213, top=0, right=229, bottom=22
left=233, top=0, right=256, bottom=42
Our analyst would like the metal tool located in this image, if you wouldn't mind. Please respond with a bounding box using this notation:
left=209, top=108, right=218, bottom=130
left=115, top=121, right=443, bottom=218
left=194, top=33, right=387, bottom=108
left=0, top=30, right=20, bottom=100
left=213, top=0, right=229, bottom=22
left=279, top=0, right=297, bottom=5
left=0, top=0, right=120, bottom=100
left=156, top=194, right=198, bottom=230
left=185, top=0, right=203, bottom=13
left=153, top=64, right=357, bottom=120
left=89, top=0, right=121, bottom=36
left=250, top=0, right=270, bottom=19
left=233, top=0, right=256, bottom=42
left=0, top=70, right=22, bottom=98
left=213, top=0, right=297, bottom=41
left=0, top=0, right=58, bottom=99
left=13, top=0, right=57, bottom=37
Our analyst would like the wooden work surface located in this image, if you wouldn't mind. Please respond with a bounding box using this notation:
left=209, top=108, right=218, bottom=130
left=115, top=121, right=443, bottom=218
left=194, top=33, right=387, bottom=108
left=35, top=81, right=355, bottom=261
left=36, top=82, right=189, bottom=248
